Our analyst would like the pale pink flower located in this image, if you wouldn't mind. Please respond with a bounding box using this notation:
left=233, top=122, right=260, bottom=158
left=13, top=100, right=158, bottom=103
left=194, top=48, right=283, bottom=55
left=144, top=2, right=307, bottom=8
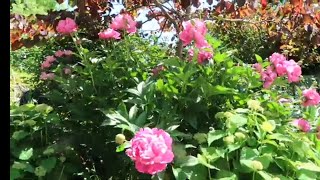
left=180, top=21, right=195, bottom=46
left=98, top=28, right=121, bottom=39
left=292, top=119, right=311, bottom=132
left=285, top=60, right=301, bottom=83
left=40, top=72, right=55, bottom=80
left=63, top=50, right=73, bottom=56
left=126, top=128, right=174, bottom=175
left=302, top=88, right=320, bottom=107
left=56, top=18, right=78, bottom=34
left=55, top=50, right=65, bottom=57
left=253, top=63, right=263, bottom=73
left=110, top=14, right=137, bottom=34
left=261, top=66, right=277, bottom=89
left=45, top=56, right=56, bottom=63
left=64, top=68, right=72, bottom=75
left=41, top=61, right=51, bottom=69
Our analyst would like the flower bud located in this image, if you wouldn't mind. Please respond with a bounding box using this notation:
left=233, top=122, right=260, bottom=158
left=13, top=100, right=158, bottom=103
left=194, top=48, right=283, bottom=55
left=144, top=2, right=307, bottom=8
left=223, top=135, right=235, bottom=144
left=115, top=134, right=126, bottom=144
left=247, top=100, right=263, bottom=111
left=234, top=132, right=246, bottom=140
left=251, top=160, right=263, bottom=171
left=224, top=112, right=234, bottom=119
left=261, top=121, right=275, bottom=133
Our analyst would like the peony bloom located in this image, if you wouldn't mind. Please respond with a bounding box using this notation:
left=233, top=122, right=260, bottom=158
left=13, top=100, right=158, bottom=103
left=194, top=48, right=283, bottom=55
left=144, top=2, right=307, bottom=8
left=292, top=119, right=311, bottom=132
left=55, top=50, right=65, bottom=57
left=253, top=63, right=263, bottom=73
left=302, top=88, right=320, bottom=107
left=188, top=48, right=213, bottom=64
left=110, top=14, right=137, bottom=34
left=45, top=56, right=56, bottom=63
left=179, top=19, right=209, bottom=48
left=269, top=53, right=287, bottom=76
left=64, top=68, right=72, bottom=75
left=56, top=18, right=78, bottom=34
left=261, top=66, right=277, bottom=89
left=285, top=60, right=301, bottom=83
left=41, top=61, right=51, bottom=69
left=126, top=128, right=174, bottom=175
left=40, top=72, right=55, bottom=80
left=98, top=28, right=121, bottom=39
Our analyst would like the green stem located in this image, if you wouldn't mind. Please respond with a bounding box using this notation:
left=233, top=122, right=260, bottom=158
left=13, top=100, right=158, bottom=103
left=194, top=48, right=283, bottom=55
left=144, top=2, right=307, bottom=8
left=208, top=167, right=212, bottom=180
left=252, top=172, right=256, bottom=180
left=58, top=165, right=65, bottom=180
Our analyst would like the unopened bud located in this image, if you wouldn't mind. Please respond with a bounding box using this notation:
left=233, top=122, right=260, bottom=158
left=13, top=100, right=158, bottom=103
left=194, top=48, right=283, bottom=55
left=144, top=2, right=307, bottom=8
left=115, top=134, right=126, bottom=145
left=234, top=132, right=246, bottom=140
left=251, top=160, right=263, bottom=171
left=223, top=135, right=235, bottom=144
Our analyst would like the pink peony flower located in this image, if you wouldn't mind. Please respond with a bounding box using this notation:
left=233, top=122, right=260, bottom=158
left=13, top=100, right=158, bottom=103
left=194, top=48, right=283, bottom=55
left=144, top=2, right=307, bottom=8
left=40, top=72, right=55, bottom=80
left=302, top=88, right=320, bottom=107
left=179, top=19, right=209, bottom=48
left=292, top=119, right=311, bottom=132
left=261, top=66, right=277, bottom=89
left=253, top=63, right=263, bottom=73
left=41, top=61, right=51, bottom=69
left=55, top=50, right=65, bottom=57
left=198, top=49, right=213, bottom=64
left=285, top=60, right=301, bottom=83
left=64, top=68, right=72, bottom=75
left=110, top=14, right=137, bottom=34
left=45, top=56, right=56, bottom=63
left=98, top=28, right=121, bottom=39
left=56, top=18, right=78, bottom=34
left=269, top=53, right=287, bottom=76
left=126, top=128, right=174, bottom=175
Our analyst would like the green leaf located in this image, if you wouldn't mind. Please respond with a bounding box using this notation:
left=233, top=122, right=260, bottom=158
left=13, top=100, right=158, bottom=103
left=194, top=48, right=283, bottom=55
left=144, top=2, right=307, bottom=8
left=298, top=162, right=320, bottom=172
left=207, top=130, right=225, bottom=146
left=211, top=85, right=236, bottom=95
left=43, top=147, right=55, bottom=155
left=172, top=167, right=188, bottom=180
left=34, top=104, right=53, bottom=114
left=267, top=133, right=292, bottom=142
left=241, top=147, right=259, bottom=160
left=12, top=130, right=28, bottom=141
left=215, top=170, right=237, bottom=180
left=255, top=54, right=263, bottom=63
left=40, top=157, right=57, bottom=173
left=129, top=105, right=138, bottom=121
left=229, top=114, right=247, bottom=128
left=10, top=168, right=21, bottom=180
left=116, top=141, right=130, bottom=152
left=135, top=111, right=147, bottom=127
left=257, top=171, right=273, bottom=180
left=214, top=52, right=228, bottom=64
left=197, top=154, right=219, bottom=170
left=19, top=148, right=33, bottom=160
left=180, top=156, right=199, bottom=167
left=296, top=169, right=318, bottom=180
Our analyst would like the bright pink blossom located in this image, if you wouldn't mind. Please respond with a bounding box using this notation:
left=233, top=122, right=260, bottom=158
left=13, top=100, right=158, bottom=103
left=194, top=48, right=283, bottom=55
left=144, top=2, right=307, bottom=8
left=40, top=72, right=55, bottom=80
left=302, top=88, right=320, bottom=107
left=56, top=18, right=78, bottom=34
left=261, top=66, right=277, bottom=88
left=110, top=14, right=137, bottom=34
left=98, top=28, right=121, bottom=39
left=269, top=53, right=287, bottom=76
left=126, top=128, right=174, bottom=175
left=179, top=19, right=209, bottom=48
left=285, top=60, right=301, bottom=83
left=292, top=119, right=311, bottom=132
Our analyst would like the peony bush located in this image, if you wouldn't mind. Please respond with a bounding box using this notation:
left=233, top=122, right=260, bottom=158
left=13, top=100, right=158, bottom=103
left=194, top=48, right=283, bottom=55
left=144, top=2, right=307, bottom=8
left=10, top=6, right=320, bottom=180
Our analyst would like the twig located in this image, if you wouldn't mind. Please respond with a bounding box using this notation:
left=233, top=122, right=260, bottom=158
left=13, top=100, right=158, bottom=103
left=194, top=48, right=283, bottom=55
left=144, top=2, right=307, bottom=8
left=154, top=0, right=183, bottom=58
